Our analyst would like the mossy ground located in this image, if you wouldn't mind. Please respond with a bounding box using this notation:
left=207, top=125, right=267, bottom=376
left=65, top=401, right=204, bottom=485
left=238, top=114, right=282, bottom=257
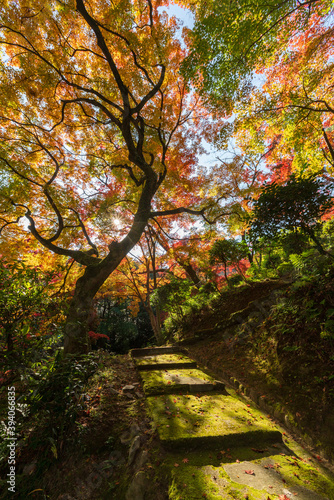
left=146, top=391, right=281, bottom=448
left=161, top=446, right=334, bottom=499
left=4, top=350, right=333, bottom=499
left=135, top=353, right=195, bottom=366
left=139, top=368, right=216, bottom=395
left=140, top=353, right=334, bottom=498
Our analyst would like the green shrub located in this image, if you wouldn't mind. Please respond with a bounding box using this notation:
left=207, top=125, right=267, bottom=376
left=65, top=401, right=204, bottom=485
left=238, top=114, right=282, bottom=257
left=25, top=351, right=99, bottom=459
left=228, top=274, right=244, bottom=286
left=277, top=262, right=295, bottom=277
left=289, top=249, right=334, bottom=278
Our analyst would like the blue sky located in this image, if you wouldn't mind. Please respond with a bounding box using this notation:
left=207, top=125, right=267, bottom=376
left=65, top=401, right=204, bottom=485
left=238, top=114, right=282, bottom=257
left=159, top=4, right=195, bottom=29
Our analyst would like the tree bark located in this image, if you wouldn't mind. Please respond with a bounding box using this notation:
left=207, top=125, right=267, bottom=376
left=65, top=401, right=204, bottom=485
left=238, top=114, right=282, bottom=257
left=147, top=305, right=163, bottom=345
left=301, top=224, right=328, bottom=256
left=64, top=259, right=119, bottom=354
left=64, top=170, right=158, bottom=354
left=242, top=231, right=253, bottom=264
left=180, top=262, right=201, bottom=288
left=6, top=331, right=13, bottom=352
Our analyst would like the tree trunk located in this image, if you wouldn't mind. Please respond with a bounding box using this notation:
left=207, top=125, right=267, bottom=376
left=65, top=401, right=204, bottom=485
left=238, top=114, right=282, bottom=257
left=223, top=263, right=230, bottom=286
left=242, top=231, right=253, bottom=264
left=302, top=224, right=329, bottom=257
left=64, top=268, right=109, bottom=354
left=64, top=244, right=135, bottom=354
left=6, top=331, right=13, bottom=352
left=181, top=262, right=201, bottom=288
left=63, top=167, right=158, bottom=354
left=147, top=305, right=163, bottom=345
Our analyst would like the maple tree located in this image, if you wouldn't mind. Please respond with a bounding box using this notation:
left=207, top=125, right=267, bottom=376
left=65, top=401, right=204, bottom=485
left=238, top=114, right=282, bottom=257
left=100, top=224, right=170, bottom=343
left=234, top=10, right=334, bottom=176
left=0, top=0, right=218, bottom=354
left=182, top=0, right=332, bottom=106
left=99, top=223, right=216, bottom=341
left=183, top=0, right=334, bottom=177
left=209, top=238, right=249, bottom=285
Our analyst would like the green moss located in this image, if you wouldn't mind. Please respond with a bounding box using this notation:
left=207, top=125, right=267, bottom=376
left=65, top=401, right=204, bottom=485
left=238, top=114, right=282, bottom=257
left=135, top=354, right=195, bottom=365
left=164, top=456, right=268, bottom=499
left=159, top=447, right=334, bottom=500
left=265, top=454, right=334, bottom=497
left=140, top=368, right=216, bottom=395
left=146, top=392, right=282, bottom=449
left=168, top=467, right=223, bottom=500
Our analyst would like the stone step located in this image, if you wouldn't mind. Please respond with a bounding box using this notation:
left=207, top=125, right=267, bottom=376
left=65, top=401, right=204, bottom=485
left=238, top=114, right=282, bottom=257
left=139, top=368, right=225, bottom=396
left=128, top=346, right=334, bottom=499
left=131, top=346, right=186, bottom=358
left=168, top=445, right=334, bottom=499
left=147, top=393, right=282, bottom=451
left=137, top=361, right=197, bottom=371
left=133, top=353, right=197, bottom=371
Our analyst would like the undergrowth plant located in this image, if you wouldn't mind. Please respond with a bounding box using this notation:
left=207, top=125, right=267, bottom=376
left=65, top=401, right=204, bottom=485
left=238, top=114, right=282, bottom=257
left=25, top=351, right=99, bottom=460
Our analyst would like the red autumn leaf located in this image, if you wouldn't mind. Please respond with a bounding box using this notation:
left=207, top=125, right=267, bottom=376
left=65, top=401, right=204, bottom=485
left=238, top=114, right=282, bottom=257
left=174, top=463, right=179, bottom=467
left=244, top=470, right=255, bottom=475
left=182, top=458, right=189, bottom=463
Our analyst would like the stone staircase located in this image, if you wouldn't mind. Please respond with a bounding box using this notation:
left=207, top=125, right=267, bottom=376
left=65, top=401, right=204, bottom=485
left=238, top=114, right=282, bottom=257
left=130, top=346, right=334, bottom=500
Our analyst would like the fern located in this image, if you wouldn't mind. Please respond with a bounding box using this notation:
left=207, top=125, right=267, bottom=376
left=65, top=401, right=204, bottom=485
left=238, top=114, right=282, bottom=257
left=289, top=253, right=307, bottom=273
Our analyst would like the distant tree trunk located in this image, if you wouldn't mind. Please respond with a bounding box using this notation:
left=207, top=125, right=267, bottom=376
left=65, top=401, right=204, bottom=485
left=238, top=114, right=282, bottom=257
left=235, top=262, right=249, bottom=283
left=322, top=128, right=334, bottom=168
left=223, top=262, right=230, bottom=286
left=301, top=224, right=329, bottom=257
left=180, top=262, right=201, bottom=288
left=147, top=305, right=163, bottom=345
left=6, top=331, right=13, bottom=352
left=242, top=231, right=253, bottom=264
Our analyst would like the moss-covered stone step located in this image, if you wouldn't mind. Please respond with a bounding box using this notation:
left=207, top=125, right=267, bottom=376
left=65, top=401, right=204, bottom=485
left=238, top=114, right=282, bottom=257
left=140, top=368, right=225, bottom=395
left=147, top=392, right=282, bottom=450
left=131, top=346, right=186, bottom=358
left=134, top=353, right=197, bottom=371
left=165, top=446, right=334, bottom=499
